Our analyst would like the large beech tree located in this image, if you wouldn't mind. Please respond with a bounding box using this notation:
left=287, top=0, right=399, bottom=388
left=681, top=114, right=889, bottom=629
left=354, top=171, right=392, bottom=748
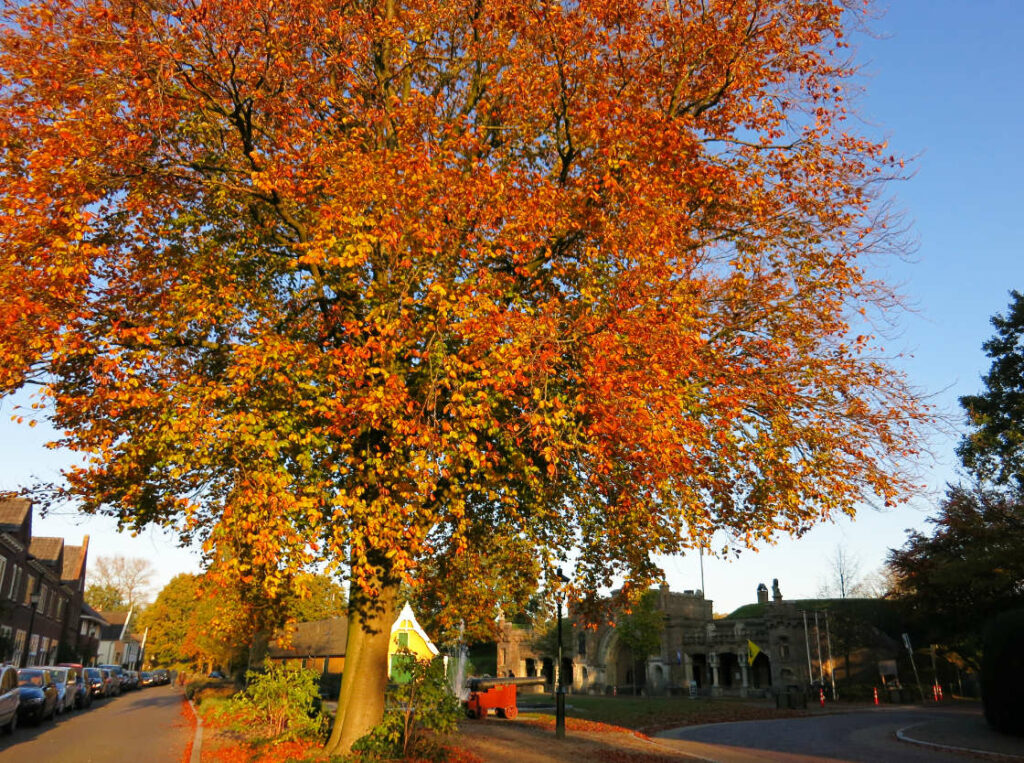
left=0, top=0, right=925, bottom=750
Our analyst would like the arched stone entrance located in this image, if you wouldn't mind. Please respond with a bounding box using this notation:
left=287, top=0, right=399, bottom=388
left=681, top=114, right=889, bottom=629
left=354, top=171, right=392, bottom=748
left=751, top=652, right=772, bottom=688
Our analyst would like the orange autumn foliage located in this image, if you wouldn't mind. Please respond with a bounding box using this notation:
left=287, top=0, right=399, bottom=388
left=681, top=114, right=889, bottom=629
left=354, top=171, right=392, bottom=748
left=0, top=0, right=926, bottom=748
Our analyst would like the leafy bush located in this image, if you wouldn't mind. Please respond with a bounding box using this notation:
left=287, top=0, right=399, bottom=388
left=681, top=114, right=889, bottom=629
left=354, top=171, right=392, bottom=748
left=185, top=676, right=237, bottom=704
left=231, top=663, right=325, bottom=742
left=982, top=608, right=1024, bottom=735
left=354, top=654, right=461, bottom=761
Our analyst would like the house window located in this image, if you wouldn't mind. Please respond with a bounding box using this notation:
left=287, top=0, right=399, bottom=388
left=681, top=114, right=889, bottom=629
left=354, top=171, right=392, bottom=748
left=28, top=634, right=39, bottom=666
left=8, top=566, right=20, bottom=600
left=38, top=585, right=48, bottom=616
left=578, top=634, right=587, bottom=657
left=23, top=575, right=35, bottom=606
left=0, top=557, right=7, bottom=595
left=12, top=630, right=25, bottom=665
left=397, top=632, right=409, bottom=648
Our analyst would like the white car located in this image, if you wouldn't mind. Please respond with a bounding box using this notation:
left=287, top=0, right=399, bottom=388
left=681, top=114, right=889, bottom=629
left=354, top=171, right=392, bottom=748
left=0, top=665, right=20, bottom=732
left=41, top=666, right=77, bottom=714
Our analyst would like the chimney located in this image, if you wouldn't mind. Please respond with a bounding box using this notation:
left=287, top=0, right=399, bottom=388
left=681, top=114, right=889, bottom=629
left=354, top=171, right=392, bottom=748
left=756, top=583, right=769, bottom=605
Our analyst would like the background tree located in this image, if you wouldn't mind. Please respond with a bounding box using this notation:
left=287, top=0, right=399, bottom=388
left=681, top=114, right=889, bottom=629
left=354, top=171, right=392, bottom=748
left=89, top=555, right=155, bottom=610
left=0, top=0, right=926, bottom=751
left=816, top=545, right=867, bottom=599
left=286, top=573, right=348, bottom=623
left=958, top=290, right=1024, bottom=490
left=85, top=583, right=125, bottom=612
left=617, top=590, right=665, bottom=693
left=886, top=485, right=1024, bottom=669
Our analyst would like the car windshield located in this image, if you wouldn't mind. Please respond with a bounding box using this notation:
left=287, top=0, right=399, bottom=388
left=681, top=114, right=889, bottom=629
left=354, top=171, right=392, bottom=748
left=18, top=670, right=44, bottom=687
left=49, top=669, right=67, bottom=682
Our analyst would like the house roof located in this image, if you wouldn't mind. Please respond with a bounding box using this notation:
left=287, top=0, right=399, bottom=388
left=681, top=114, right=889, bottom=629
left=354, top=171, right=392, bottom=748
left=80, top=601, right=108, bottom=626
left=267, top=617, right=349, bottom=658
left=97, top=610, right=130, bottom=626
left=0, top=497, right=30, bottom=531
left=62, top=543, right=86, bottom=584
left=29, top=536, right=63, bottom=565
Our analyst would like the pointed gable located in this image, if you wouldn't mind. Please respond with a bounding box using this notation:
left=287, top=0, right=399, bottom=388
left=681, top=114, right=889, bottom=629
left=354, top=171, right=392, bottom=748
left=0, top=497, right=31, bottom=545
left=29, top=536, right=64, bottom=572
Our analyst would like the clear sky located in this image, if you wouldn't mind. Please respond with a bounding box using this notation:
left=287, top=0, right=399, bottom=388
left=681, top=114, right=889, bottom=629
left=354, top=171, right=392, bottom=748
left=1, top=1, right=1021, bottom=613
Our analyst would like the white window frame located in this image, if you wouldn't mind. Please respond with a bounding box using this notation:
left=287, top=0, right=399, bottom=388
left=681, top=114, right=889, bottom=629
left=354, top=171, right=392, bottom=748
left=7, top=565, right=20, bottom=600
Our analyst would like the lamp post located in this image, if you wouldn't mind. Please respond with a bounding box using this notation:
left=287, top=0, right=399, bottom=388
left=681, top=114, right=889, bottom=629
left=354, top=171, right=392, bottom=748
left=554, top=567, right=570, bottom=740
left=21, top=591, right=40, bottom=668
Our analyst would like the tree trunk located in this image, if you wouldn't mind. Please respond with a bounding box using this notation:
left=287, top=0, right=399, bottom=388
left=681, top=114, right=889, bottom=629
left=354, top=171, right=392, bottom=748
left=324, top=577, right=399, bottom=754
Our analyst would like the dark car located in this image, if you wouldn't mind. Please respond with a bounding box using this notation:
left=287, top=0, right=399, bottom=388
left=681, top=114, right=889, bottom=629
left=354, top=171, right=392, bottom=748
left=15, top=669, right=58, bottom=725
left=152, top=668, right=170, bottom=685
left=83, top=667, right=106, bottom=699
left=139, top=671, right=155, bottom=688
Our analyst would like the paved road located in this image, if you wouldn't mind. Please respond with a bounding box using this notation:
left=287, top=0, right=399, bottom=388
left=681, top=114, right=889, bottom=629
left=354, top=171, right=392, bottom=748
left=655, top=706, right=997, bottom=762
left=0, top=684, right=191, bottom=762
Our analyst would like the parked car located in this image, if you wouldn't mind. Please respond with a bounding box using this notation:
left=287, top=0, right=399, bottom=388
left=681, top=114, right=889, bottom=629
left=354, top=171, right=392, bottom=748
left=0, top=665, right=20, bottom=733
left=98, top=665, right=124, bottom=695
left=70, top=667, right=92, bottom=709
left=56, top=663, right=90, bottom=708
left=83, top=667, right=107, bottom=699
left=15, top=668, right=58, bottom=725
left=99, top=667, right=118, bottom=697
left=41, top=666, right=78, bottom=714
left=152, top=668, right=170, bottom=685
left=139, top=671, right=154, bottom=688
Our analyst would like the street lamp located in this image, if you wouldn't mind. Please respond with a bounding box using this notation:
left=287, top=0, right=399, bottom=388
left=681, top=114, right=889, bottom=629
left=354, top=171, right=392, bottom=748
left=554, top=567, right=570, bottom=740
left=21, top=591, right=40, bottom=668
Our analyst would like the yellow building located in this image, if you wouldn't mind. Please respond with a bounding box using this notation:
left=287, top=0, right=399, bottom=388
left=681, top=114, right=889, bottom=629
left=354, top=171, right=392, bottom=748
left=388, top=602, right=440, bottom=682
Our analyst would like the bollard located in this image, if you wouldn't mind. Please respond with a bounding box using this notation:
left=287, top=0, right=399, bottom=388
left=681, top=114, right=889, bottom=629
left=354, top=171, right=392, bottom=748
left=819, top=687, right=825, bottom=708
left=873, top=686, right=879, bottom=705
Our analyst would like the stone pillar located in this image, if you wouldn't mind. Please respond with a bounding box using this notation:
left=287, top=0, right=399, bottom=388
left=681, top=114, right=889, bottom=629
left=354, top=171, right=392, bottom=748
left=683, top=653, right=694, bottom=685
left=709, top=652, right=721, bottom=696
left=740, top=654, right=750, bottom=698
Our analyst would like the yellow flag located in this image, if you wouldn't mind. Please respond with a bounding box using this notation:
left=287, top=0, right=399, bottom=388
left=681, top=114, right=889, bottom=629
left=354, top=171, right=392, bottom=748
left=747, top=639, right=762, bottom=665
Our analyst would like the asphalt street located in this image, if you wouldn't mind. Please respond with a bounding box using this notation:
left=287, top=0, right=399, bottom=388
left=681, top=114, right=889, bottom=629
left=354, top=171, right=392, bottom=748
left=654, top=706, right=1012, bottom=762
left=0, top=684, right=190, bottom=762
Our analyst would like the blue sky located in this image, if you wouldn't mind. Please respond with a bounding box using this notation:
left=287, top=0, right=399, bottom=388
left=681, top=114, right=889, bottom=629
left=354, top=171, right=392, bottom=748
left=1, top=1, right=1021, bottom=612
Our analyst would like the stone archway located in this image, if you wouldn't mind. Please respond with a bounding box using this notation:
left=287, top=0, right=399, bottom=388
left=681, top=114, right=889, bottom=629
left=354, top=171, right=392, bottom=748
left=751, top=652, right=772, bottom=688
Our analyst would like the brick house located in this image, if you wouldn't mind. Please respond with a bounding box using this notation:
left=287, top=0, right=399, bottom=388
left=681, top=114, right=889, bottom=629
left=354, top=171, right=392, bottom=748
left=0, top=497, right=94, bottom=665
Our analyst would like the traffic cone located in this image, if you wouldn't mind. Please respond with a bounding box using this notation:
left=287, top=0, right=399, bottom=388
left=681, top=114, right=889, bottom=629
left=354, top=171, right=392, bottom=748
left=873, top=687, right=879, bottom=705
left=819, top=687, right=825, bottom=707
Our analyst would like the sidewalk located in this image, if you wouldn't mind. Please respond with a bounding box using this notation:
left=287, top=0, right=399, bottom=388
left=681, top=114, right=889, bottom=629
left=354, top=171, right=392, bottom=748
left=897, top=707, right=1024, bottom=760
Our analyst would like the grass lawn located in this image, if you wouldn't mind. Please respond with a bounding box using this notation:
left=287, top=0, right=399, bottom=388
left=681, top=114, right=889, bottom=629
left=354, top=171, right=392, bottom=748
left=514, top=692, right=807, bottom=734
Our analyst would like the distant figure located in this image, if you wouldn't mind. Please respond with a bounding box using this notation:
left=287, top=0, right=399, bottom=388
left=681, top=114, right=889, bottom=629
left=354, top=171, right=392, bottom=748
left=772, top=578, right=783, bottom=602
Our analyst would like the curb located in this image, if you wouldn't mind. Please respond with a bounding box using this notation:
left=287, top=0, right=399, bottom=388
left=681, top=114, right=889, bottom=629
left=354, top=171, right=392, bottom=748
left=896, top=722, right=1024, bottom=761
left=187, top=697, right=203, bottom=763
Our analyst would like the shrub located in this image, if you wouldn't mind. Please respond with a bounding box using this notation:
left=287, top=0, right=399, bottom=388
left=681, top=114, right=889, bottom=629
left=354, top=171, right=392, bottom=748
left=185, top=676, right=237, bottom=704
left=232, top=663, right=325, bottom=742
left=982, top=608, right=1024, bottom=736
left=353, top=654, right=461, bottom=761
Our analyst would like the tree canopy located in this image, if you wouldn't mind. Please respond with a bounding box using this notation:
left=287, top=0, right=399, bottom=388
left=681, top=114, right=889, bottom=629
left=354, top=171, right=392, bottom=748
left=85, top=583, right=125, bottom=612
left=887, top=485, right=1024, bottom=669
left=958, top=290, right=1024, bottom=490
left=0, top=0, right=925, bottom=750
